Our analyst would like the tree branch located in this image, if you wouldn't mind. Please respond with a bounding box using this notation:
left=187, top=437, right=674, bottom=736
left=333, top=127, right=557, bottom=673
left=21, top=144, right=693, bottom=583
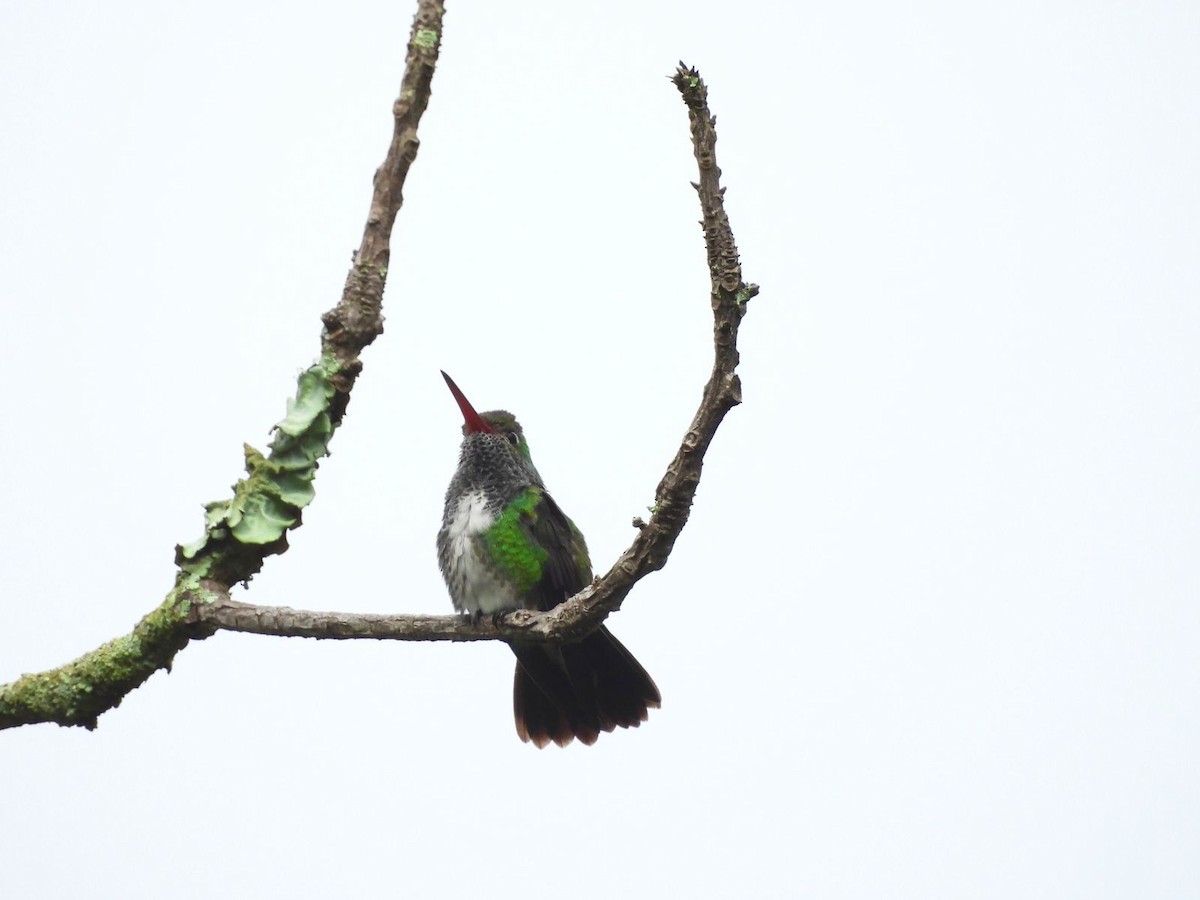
left=0, top=53, right=757, bottom=731
left=194, top=595, right=562, bottom=643
left=194, top=62, right=756, bottom=645
left=0, top=0, right=447, bottom=731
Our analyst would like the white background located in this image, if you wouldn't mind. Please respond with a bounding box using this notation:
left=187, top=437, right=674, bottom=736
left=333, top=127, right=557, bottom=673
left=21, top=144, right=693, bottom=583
left=2, top=1, right=1197, bottom=897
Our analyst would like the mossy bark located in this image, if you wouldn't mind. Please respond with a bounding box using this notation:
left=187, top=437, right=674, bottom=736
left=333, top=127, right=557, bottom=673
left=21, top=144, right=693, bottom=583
left=0, top=578, right=221, bottom=729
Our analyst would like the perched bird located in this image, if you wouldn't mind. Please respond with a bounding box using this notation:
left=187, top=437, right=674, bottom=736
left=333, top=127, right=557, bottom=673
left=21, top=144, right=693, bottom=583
left=436, top=371, right=660, bottom=747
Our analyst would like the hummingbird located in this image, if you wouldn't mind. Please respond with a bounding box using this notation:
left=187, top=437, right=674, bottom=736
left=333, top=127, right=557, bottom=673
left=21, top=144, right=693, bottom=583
left=436, top=371, right=660, bottom=747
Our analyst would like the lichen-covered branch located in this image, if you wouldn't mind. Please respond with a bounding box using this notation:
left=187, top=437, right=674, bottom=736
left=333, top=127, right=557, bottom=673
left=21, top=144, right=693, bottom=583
left=0, top=581, right=224, bottom=729
left=0, top=0, right=447, bottom=732
left=179, top=0, right=445, bottom=576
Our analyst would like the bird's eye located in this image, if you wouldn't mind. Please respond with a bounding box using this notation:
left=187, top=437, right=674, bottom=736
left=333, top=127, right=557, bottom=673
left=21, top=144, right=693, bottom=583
left=507, top=432, right=520, bottom=446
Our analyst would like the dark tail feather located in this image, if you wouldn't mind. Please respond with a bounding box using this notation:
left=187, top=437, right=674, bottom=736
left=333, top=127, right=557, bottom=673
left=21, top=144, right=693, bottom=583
left=511, top=626, right=660, bottom=748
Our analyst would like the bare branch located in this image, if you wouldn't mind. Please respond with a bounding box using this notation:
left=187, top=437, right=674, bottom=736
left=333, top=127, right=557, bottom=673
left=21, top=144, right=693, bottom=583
left=321, top=0, right=444, bottom=395
left=195, top=597, right=558, bottom=642
left=533, top=62, right=758, bottom=635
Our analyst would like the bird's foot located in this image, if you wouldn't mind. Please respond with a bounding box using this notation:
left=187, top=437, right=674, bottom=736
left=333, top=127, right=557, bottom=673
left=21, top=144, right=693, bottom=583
left=461, top=609, right=513, bottom=627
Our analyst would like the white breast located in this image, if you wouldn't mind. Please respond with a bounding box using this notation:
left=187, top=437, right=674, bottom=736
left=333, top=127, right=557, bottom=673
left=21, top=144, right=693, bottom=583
left=441, top=491, right=519, bottom=615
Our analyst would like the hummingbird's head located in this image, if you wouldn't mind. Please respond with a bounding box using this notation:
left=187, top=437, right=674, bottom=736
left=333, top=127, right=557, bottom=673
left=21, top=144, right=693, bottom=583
left=441, top=371, right=542, bottom=488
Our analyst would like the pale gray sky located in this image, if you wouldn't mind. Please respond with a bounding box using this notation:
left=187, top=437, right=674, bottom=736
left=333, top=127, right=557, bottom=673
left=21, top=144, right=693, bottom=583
left=2, top=1, right=1198, bottom=897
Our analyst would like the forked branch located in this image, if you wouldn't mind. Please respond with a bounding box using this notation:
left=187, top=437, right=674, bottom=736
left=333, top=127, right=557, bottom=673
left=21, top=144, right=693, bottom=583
left=196, top=63, right=757, bottom=645
left=0, top=45, right=755, bottom=732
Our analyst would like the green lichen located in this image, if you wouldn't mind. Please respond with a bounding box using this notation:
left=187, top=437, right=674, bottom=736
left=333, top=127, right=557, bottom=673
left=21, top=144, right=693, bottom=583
left=413, top=28, right=438, bottom=48
left=179, top=362, right=337, bottom=569
left=485, top=487, right=549, bottom=594
left=735, top=283, right=760, bottom=305
left=0, top=576, right=223, bottom=729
